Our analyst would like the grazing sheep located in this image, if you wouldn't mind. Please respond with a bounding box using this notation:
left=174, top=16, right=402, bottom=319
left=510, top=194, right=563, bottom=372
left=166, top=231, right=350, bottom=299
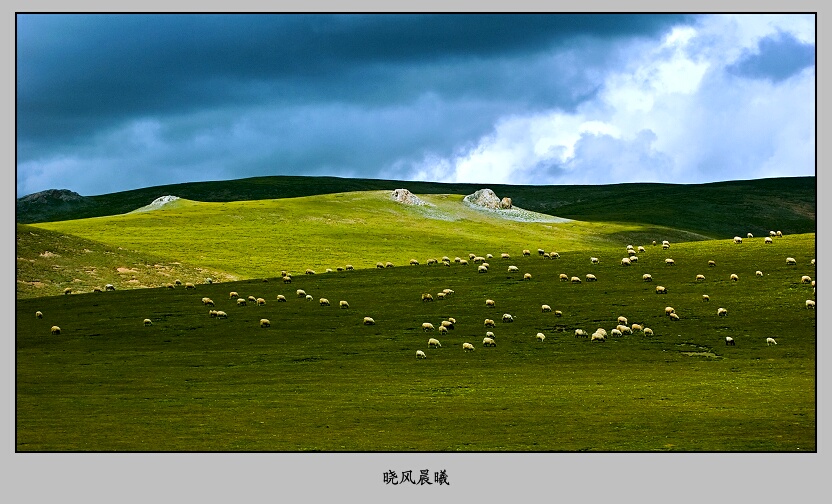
left=230, top=291, right=239, bottom=299
left=385, top=262, right=394, bottom=268
left=502, top=313, right=514, bottom=323
left=441, top=320, right=454, bottom=330
left=93, top=286, right=102, bottom=293
left=718, top=308, right=728, bottom=317
left=696, top=274, right=706, bottom=281
left=595, top=328, right=608, bottom=338
left=441, top=256, right=451, bottom=263
left=256, top=297, right=266, bottom=306
left=340, top=300, right=350, bottom=309
left=559, top=273, right=569, bottom=282
left=376, top=262, right=385, bottom=269
left=628, top=249, right=637, bottom=257
left=627, top=245, right=634, bottom=251
left=756, top=271, right=763, bottom=277
left=665, top=306, right=676, bottom=316
left=590, top=257, right=600, bottom=264
left=555, top=310, right=563, bottom=317
left=306, top=295, right=313, bottom=301
left=209, top=310, right=218, bottom=317
left=174, top=280, right=182, bottom=286
left=237, top=298, right=247, bottom=306
left=277, top=295, right=287, bottom=302
left=708, top=260, right=716, bottom=267
left=611, top=328, right=623, bottom=337
left=643, top=328, right=654, bottom=336
left=764, top=237, right=773, bottom=244
left=63, top=287, right=72, bottom=295
left=454, top=257, right=462, bottom=263
left=524, top=273, right=532, bottom=280
left=538, top=249, right=545, bottom=256
left=702, top=294, right=710, bottom=302
left=734, top=236, right=743, bottom=244
left=443, top=289, right=455, bottom=296
left=202, top=297, right=215, bottom=306
left=638, top=246, right=646, bottom=253
left=482, top=262, right=490, bottom=269
left=523, top=249, right=531, bottom=257
left=806, top=300, right=816, bottom=309
left=662, top=240, right=670, bottom=247
left=544, top=253, right=551, bottom=259
left=216, top=311, right=228, bottom=319
left=801, top=276, right=812, bottom=284
left=501, top=253, right=511, bottom=260
left=260, top=319, right=271, bottom=328
left=304, top=269, right=316, bottom=275
left=185, top=282, right=195, bottom=289
left=508, top=265, right=519, bottom=273
left=363, top=316, right=376, bottom=325
left=422, top=293, right=434, bottom=302
left=766, top=337, right=777, bottom=346
left=296, top=289, right=306, bottom=298
left=36, top=311, right=43, bottom=319
left=811, top=259, right=815, bottom=266
left=410, top=259, right=420, bottom=266
left=575, top=329, right=588, bottom=338
left=621, top=257, right=631, bottom=266
left=665, top=258, right=675, bottom=266
left=630, top=256, right=638, bottom=263
left=463, top=342, right=475, bottom=351
left=427, top=258, right=438, bottom=265
left=143, top=318, right=152, bottom=326
left=776, top=230, right=783, bottom=237
left=485, top=330, right=495, bottom=338
left=460, top=259, right=469, bottom=266
left=652, top=240, right=657, bottom=246
left=536, top=333, right=546, bottom=342
left=542, top=304, right=552, bottom=313
left=484, top=319, right=496, bottom=328
left=438, top=326, right=448, bottom=335
left=786, top=257, right=797, bottom=265
left=643, top=273, right=653, bottom=282
left=730, top=274, right=739, bottom=282
left=618, top=316, right=628, bottom=325
left=336, top=267, right=344, bottom=272
left=51, top=325, right=61, bottom=335
left=656, top=285, right=667, bottom=294
left=478, top=265, right=489, bottom=274
left=428, top=337, right=442, bottom=348
left=247, top=295, right=257, bottom=303
left=422, top=323, right=436, bottom=332
left=551, top=252, right=560, bottom=259
left=617, top=325, right=633, bottom=335
left=586, top=273, right=597, bottom=282
left=669, top=313, right=680, bottom=321
left=473, top=256, right=486, bottom=263
left=725, top=336, right=735, bottom=346
left=105, top=284, right=115, bottom=291
left=205, top=278, right=213, bottom=284
left=631, top=323, right=643, bottom=332
left=283, top=276, right=292, bottom=284
left=483, top=337, right=496, bottom=347
left=346, top=264, right=354, bottom=271
left=591, top=332, right=606, bottom=342
left=416, top=350, right=427, bottom=359
left=486, top=299, right=496, bottom=308
left=319, top=298, right=331, bottom=306
left=570, top=276, right=582, bottom=284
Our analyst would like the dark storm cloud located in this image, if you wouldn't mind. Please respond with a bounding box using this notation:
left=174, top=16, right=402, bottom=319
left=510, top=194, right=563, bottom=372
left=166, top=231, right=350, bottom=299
left=727, top=30, right=815, bottom=82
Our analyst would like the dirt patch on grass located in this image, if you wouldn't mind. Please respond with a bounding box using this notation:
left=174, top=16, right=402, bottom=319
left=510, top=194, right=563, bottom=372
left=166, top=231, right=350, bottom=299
left=39, top=251, right=59, bottom=258
left=117, top=267, right=138, bottom=274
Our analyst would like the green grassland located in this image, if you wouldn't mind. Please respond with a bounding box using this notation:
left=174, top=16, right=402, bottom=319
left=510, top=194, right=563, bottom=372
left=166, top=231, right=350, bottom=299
left=16, top=228, right=816, bottom=451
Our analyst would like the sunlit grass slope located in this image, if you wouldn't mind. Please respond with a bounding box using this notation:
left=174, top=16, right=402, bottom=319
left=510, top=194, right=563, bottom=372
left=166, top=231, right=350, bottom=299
left=29, top=191, right=710, bottom=294
left=17, top=233, right=815, bottom=451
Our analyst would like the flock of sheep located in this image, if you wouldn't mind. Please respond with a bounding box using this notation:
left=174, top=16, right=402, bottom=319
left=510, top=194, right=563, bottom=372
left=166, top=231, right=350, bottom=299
left=38, top=229, right=814, bottom=361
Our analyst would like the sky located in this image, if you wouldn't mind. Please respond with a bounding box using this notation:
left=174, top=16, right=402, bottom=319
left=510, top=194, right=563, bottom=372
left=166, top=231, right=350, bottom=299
left=15, top=13, right=816, bottom=197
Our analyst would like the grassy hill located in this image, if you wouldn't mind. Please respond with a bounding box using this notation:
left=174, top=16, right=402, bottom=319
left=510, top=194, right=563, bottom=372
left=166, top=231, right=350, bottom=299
left=17, top=175, right=816, bottom=238
left=16, top=232, right=816, bottom=451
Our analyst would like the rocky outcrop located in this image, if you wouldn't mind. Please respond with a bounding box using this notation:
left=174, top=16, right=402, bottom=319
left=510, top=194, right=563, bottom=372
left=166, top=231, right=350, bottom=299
left=463, top=188, right=503, bottom=209
left=391, top=188, right=430, bottom=206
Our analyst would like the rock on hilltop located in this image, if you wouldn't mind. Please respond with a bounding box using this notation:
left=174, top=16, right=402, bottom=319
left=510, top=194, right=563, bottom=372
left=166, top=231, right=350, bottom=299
left=463, top=188, right=513, bottom=209
left=391, top=188, right=431, bottom=206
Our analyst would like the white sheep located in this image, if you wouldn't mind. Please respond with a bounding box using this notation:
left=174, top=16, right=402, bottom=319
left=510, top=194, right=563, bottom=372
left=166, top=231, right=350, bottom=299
left=35, top=310, right=43, bottom=319
left=621, top=257, right=631, bottom=266
left=590, top=257, right=599, bottom=264
left=237, top=298, right=247, bottom=306
left=105, top=284, right=115, bottom=291
left=611, top=328, right=622, bottom=337
left=702, top=294, right=710, bottom=302
left=376, top=262, right=385, bottom=269
left=570, top=276, right=582, bottom=284
left=708, top=260, right=716, bottom=267
left=305, top=295, right=313, bottom=301
left=733, top=236, right=743, bottom=244
left=656, top=285, right=667, bottom=294
left=638, top=246, right=646, bottom=253
left=508, top=265, right=519, bottom=273
left=725, top=336, right=735, bottom=346
left=575, top=329, right=588, bottom=338
left=363, top=316, right=376, bottom=325
left=416, top=350, right=427, bottom=359
left=559, top=273, right=569, bottom=282
left=460, top=259, right=469, bottom=265
left=426, top=258, right=438, bottom=265
left=669, top=313, right=680, bottom=321
left=483, top=337, right=496, bottom=347
left=484, top=319, right=496, bottom=328
left=441, top=320, right=454, bottom=330
left=806, top=300, right=815, bottom=309
left=764, top=237, right=773, bottom=244
left=428, top=337, right=442, bottom=348
left=174, top=279, right=182, bottom=286
left=522, top=272, right=532, bottom=281
left=551, top=252, right=560, bottom=259
left=502, top=313, right=514, bottom=323
left=346, top=264, right=354, bottom=271
left=63, top=287, right=72, bottom=295
left=455, top=257, right=462, bottom=263
left=538, top=249, right=545, bottom=256
left=696, top=274, right=705, bottom=281
left=643, top=273, right=653, bottom=282
left=143, top=318, right=152, bottom=326
left=216, top=311, right=228, bottom=319
left=541, top=304, right=552, bottom=313
left=340, top=300, right=349, bottom=309
left=631, top=323, right=643, bottom=332
left=165, top=283, right=175, bottom=289
left=385, top=261, right=394, bottom=268
left=618, top=316, right=628, bottom=325
left=811, top=258, right=816, bottom=266
left=776, top=230, right=783, bottom=237
left=463, top=342, right=475, bottom=351
left=801, top=275, right=812, bottom=284
left=770, top=230, right=776, bottom=236
left=422, top=293, right=434, bottom=302
left=277, top=295, right=287, bottom=302
left=730, top=274, right=739, bottom=282
left=756, top=271, right=763, bottom=277
left=485, top=330, right=495, bottom=338
left=585, top=273, right=597, bottom=282
left=209, top=310, right=218, bottom=317
left=185, top=282, right=196, bottom=289
left=665, top=306, right=676, bottom=316
left=626, top=245, right=634, bottom=251
left=247, top=295, right=257, bottom=303
left=630, top=256, right=638, bottom=263
left=257, top=297, right=266, bottom=306
left=555, top=310, right=563, bottom=317
left=260, top=319, right=271, bottom=328
left=486, top=299, right=495, bottom=308
left=478, top=265, right=488, bottom=274
left=665, top=258, right=675, bottom=266
left=443, top=289, right=455, bottom=296
left=442, top=256, right=451, bottom=263
left=786, top=257, right=797, bottom=265
left=296, top=289, right=306, bottom=298
left=590, top=332, right=606, bottom=342
left=422, top=322, right=436, bottom=332
left=410, top=259, right=420, bottom=266
left=643, top=327, right=654, bottom=336
left=438, top=326, right=448, bottom=335
left=51, top=325, right=61, bottom=335
left=523, top=249, right=531, bottom=257
left=628, top=249, right=637, bottom=257
left=536, top=333, right=546, bottom=342
left=766, top=337, right=777, bottom=346
left=718, top=307, right=728, bottom=317
left=93, top=286, right=102, bottom=293
left=205, top=278, right=213, bottom=284
left=283, top=276, right=292, bottom=284
left=619, top=325, right=633, bottom=335
left=595, top=328, right=608, bottom=338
